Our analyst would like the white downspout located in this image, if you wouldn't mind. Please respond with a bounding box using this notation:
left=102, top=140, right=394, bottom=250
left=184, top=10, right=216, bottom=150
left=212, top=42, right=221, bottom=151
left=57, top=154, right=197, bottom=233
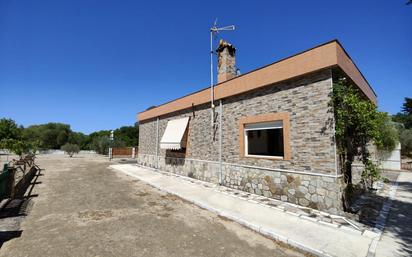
left=156, top=117, right=159, bottom=169
left=219, top=99, right=223, bottom=184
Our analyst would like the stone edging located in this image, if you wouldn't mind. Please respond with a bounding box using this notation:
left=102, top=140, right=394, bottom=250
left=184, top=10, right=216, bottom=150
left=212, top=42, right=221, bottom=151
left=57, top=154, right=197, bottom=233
left=366, top=176, right=400, bottom=257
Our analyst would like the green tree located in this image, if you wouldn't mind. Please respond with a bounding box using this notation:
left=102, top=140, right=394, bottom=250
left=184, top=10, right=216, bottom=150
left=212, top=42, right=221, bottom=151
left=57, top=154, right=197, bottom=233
left=0, top=118, right=22, bottom=140
left=92, top=136, right=111, bottom=155
left=393, top=97, right=412, bottom=129
left=23, top=123, right=72, bottom=149
left=392, top=97, right=412, bottom=156
left=114, top=124, right=139, bottom=146
left=68, top=132, right=88, bottom=149
left=333, top=78, right=398, bottom=205
left=61, top=143, right=80, bottom=157
left=374, top=112, right=399, bottom=151
left=399, top=129, right=412, bottom=157
left=0, top=138, right=31, bottom=156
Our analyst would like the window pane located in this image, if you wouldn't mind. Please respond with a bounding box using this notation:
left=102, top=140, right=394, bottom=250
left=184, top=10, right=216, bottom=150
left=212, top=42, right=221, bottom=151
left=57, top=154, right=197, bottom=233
left=247, top=128, right=284, bottom=157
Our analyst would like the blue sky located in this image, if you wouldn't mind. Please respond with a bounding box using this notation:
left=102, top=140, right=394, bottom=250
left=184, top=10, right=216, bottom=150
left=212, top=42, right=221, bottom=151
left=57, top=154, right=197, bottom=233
left=0, top=1, right=411, bottom=134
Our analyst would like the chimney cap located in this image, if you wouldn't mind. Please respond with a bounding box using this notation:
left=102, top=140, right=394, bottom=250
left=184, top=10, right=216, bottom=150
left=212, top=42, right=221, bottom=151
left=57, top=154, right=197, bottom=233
left=216, top=39, right=236, bottom=53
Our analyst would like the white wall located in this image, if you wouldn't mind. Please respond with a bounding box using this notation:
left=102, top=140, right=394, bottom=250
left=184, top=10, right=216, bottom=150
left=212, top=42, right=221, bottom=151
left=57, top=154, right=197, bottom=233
left=377, top=143, right=401, bottom=171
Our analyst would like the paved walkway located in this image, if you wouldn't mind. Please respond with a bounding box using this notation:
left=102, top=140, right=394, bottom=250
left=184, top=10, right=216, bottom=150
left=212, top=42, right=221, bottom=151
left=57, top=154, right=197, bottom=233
left=111, top=164, right=375, bottom=257
left=375, top=171, right=412, bottom=257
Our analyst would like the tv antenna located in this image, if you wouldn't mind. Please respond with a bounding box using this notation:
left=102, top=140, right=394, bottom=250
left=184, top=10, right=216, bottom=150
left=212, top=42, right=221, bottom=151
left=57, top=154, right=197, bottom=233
left=210, top=19, right=235, bottom=125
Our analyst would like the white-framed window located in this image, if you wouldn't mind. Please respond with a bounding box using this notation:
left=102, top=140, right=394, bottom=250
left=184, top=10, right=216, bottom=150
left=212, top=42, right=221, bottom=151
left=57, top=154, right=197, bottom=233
left=244, top=121, right=284, bottom=158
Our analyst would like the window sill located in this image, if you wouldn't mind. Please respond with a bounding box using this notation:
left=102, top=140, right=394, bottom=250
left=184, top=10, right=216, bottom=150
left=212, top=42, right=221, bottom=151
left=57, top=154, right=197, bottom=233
left=243, top=154, right=285, bottom=160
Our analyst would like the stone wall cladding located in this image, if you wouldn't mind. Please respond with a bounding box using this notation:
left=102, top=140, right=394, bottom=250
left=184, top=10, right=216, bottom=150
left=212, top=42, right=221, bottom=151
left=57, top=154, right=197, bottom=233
left=138, top=69, right=343, bottom=213
left=221, top=69, right=336, bottom=174
left=138, top=154, right=343, bottom=214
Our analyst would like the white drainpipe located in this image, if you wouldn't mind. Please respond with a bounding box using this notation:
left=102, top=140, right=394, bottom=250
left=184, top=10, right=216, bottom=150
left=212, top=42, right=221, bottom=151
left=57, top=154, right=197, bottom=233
left=219, top=99, right=223, bottom=184
left=156, top=117, right=159, bottom=169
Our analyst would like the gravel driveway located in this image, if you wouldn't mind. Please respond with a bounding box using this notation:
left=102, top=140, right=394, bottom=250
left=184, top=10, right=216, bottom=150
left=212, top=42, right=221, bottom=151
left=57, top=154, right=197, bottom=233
left=0, top=154, right=305, bottom=257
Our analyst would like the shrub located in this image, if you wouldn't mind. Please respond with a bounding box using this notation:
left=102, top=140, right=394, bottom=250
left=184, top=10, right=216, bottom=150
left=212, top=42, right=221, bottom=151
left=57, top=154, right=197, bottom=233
left=92, top=136, right=111, bottom=155
left=61, top=143, right=80, bottom=157
left=399, top=129, right=412, bottom=157
left=0, top=138, right=31, bottom=156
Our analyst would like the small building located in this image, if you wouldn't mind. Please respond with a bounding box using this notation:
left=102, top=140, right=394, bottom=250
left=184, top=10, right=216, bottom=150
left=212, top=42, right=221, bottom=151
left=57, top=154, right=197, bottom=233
left=137, top=39, right=376, bottom=214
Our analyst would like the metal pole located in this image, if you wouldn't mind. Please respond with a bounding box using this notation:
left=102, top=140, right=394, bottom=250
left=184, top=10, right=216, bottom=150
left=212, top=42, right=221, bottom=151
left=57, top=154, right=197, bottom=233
left=219, top=99, right=223, bottom=184
left=156, top=117, right=159, bottom=169
left=210, top=30, right=214, bottom=128
left=109, top=130, right=114, bottom=161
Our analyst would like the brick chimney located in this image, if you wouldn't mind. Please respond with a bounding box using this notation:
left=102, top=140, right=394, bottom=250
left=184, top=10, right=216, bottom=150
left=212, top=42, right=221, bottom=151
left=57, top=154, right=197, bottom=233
left=217, top=39, right=237, bottom=83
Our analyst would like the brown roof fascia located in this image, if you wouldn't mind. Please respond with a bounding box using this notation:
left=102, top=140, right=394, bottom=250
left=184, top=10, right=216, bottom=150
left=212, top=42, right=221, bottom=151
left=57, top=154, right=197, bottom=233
left=138, top=40, right=376, bottom=122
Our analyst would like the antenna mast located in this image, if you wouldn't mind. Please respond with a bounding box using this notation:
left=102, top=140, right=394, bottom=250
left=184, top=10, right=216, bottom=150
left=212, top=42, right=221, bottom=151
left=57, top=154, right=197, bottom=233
left=210, top=19, right=235, bottom=126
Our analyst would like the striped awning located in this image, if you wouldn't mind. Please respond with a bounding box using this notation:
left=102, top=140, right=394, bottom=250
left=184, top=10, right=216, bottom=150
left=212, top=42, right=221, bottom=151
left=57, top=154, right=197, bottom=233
left=160, top=117, right=189, bottom=150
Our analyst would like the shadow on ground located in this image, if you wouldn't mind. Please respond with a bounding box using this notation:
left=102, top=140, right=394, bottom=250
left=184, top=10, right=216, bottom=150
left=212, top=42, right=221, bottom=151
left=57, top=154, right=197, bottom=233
left=354, top=173, right=412, bottom=256
left=0, top=167, right=43, bottom=248
left=381, top=180, right=412, bottom=256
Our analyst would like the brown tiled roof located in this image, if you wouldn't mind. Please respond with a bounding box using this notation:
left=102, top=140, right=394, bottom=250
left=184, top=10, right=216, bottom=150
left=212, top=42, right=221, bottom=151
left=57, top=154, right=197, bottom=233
left=138, top=40, right=376, bottom=122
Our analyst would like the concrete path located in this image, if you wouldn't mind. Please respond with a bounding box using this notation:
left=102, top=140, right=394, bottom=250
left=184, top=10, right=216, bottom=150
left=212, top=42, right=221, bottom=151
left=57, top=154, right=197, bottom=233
left=111, top=164, right=375, bottom=257
left=375, top=171, right=412, bottom=257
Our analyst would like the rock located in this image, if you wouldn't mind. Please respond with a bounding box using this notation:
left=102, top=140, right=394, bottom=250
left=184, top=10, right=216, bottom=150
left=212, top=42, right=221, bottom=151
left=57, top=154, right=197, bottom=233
left=308, top=185, right=315, bottom=194
left=298, top=186, right=308, bottom=194
left=299, top=198, right=310, bottom=206
left=311, top=194, right=319, bottom=203
left=325, top=197, right=333, bottom=208
left=269, top=184, right=277, bottom=194
left=264, top=175, right=272, bottom=183
left=329, top=191, right=337, bottom=199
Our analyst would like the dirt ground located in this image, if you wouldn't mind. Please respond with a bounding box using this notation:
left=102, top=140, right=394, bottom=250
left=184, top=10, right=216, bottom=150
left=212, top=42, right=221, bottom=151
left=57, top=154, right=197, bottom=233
left=0, top=154, right=305, bottom=257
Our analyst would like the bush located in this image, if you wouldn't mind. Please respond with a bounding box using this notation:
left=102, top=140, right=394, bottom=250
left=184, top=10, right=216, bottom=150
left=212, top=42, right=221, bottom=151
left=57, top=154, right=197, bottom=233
left=375, top=112, right=399, bottom=151
left=0, top=138, right=31, bottom=156
left=399, top=129, right=412, bottom=157
left=92, top=136, right=110, bottom=155
left=61, top=143, right=80, bottom=157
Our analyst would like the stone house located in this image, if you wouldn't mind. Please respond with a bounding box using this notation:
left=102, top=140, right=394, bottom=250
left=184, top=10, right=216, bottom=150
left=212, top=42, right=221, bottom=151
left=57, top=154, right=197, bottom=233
left=137, top=39, right=376, bottom=214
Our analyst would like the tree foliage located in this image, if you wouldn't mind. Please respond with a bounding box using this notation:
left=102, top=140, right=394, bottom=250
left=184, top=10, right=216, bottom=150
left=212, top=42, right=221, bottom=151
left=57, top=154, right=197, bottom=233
left=0, top=118, right=22, bottom=141
left=61, top=143, right=80, bottom=157
left=399, top=129, right=412, bottom=157
left=0, top=138, right=39, bottom=156
left=92, top=135, right=126, bottom=155
left=0, top=118, right=139, bottom=154
left=392, top=97, right=412, bottom=156
left=392, top=97, right=412, bottom=129
left=332, top=78, right=398, bottom=193
left=22, top=123, right=73, bottom=149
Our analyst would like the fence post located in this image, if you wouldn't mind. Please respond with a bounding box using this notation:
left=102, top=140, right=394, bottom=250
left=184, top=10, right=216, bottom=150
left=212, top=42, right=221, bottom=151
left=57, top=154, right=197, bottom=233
left=132, top=147, right=136, bottom=159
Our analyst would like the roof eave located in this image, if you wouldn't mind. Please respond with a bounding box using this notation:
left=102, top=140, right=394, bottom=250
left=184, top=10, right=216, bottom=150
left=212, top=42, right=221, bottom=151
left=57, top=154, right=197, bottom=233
left=137, top=40, right=376, bottom=122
